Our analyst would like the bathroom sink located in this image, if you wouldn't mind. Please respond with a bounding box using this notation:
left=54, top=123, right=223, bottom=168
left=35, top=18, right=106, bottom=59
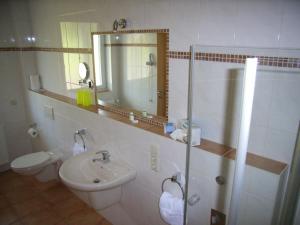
left=59, top=150, right=136, bottom=192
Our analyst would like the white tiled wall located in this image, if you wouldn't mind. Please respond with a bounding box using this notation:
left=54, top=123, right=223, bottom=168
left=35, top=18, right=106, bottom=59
left=190, top=60, right=300, bottom=163
left=169, top=57, right=300, bottom=164
left=26, top=91, right=285, bottom=225
left=13, top=0, right=298, bottom=50
left=188, top=147, right=286, bottom=225
left=0, top=0, right=33, bottom=164
left=0, top=51, right=32, bottom=162
left=25, top=0, right=300, bottom=49
left=20, top=0, right=300, bottom=163
left=26, top=91, right=187, bottom=225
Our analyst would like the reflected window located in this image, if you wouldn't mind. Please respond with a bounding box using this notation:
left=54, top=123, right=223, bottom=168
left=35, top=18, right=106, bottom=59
left=60, top=22, right=97, bottom=90
left=93, top=35, right=107, bottom=89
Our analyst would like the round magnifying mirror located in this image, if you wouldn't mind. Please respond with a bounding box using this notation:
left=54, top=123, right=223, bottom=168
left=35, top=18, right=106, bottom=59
left=79, top=62, right=88, bottom=80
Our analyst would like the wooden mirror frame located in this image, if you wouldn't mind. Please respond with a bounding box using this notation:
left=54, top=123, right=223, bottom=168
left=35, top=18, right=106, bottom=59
left=91, top=29, right=169, bottom=127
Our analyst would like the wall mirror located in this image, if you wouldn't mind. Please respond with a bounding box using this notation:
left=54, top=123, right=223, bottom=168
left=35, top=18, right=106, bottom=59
left=79, top=62, right=89, bottom=80
left=92, top=30, right=169, bottom=121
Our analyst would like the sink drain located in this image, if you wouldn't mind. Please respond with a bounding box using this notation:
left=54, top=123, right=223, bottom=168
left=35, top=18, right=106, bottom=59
left=93, top=178, right=101, bottom=183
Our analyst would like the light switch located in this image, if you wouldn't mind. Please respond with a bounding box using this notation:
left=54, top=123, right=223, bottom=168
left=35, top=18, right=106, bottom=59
left=44, top=105, right=54, bottom=120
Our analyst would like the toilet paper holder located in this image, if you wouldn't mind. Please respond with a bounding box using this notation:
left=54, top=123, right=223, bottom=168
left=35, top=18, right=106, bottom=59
left=161, top=173, right=185, bottom=200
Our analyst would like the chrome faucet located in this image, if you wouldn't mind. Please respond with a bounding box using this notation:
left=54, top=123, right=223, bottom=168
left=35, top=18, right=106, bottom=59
left=93, top=150, right=111, bottom=163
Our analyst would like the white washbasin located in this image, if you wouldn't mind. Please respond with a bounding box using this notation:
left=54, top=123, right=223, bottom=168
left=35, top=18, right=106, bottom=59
left=59, top=150, right=136, bottom=192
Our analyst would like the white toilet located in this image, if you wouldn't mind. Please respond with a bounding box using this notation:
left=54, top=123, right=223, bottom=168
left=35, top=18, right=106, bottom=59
left=11, top=151, right=62, bottom=182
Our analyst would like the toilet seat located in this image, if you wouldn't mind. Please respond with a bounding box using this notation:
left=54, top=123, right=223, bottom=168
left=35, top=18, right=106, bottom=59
left=11, top=151, right=51, bottom=173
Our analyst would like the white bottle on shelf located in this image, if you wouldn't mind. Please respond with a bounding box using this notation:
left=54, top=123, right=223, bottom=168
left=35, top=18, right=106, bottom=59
left=129, top=112, right=134, bottom=121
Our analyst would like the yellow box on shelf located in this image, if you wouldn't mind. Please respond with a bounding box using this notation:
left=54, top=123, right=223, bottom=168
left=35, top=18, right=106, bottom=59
left=76, top=89, right=83, bottom=105
left=76, top=88, right=93, bottom=106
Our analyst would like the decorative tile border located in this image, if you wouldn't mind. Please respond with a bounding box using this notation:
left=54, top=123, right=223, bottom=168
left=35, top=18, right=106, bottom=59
left=165, top=33, right=170, bottom=114
left=32, top=47, right=92, bottom=54
left=169, top=51, right=300, bottom=68
left=0, top=47, right=92, bottom=54
left=1, top=46, right=299, bottom=69
left=168, top=51, right=191, bottom=59
left=0, top=47, right=23, bottom=51
left=104, top=43, right=157, bottom=47
left=92, top=29, right=169, bottom=35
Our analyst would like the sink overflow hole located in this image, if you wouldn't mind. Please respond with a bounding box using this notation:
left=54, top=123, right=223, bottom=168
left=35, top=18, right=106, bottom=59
left=93, top=178, right=101, bottom=183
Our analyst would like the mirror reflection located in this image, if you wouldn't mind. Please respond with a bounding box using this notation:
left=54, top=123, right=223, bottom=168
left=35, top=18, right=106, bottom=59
left=92, top=32, right=167, bottom=117
left=60, top=22, right=96, bottom=92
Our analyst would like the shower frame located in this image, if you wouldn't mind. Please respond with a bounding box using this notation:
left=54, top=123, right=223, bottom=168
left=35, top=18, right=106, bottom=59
left=184, top=45, right=258, bottom=225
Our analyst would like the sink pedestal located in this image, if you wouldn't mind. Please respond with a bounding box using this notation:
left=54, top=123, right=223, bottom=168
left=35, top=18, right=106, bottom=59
left=89, top=186, right=122, bottom=210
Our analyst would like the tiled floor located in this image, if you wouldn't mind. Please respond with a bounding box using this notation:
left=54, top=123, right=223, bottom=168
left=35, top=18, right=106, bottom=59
left=0, top=170, right=112, bottom=225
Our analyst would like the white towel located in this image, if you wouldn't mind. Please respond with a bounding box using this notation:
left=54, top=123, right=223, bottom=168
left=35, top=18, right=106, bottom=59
left=170, top=129, right=186, bottom=142
left=159, top=192, right=184, bottom=225
left=72, top=143, right=86, bottom=156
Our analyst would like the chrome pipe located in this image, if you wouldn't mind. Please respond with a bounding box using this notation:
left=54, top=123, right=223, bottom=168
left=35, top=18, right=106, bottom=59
left=183, top=46, right=195, bottom=225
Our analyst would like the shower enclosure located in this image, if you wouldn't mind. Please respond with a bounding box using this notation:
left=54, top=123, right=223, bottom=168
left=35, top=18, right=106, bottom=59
left=184, top=45, right=300, bottom=225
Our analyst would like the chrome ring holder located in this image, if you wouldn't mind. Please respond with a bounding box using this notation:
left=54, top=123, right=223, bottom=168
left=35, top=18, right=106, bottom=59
left=161, top=173, right=185, bottom=200
left=74, top=129, right=86, bottom=150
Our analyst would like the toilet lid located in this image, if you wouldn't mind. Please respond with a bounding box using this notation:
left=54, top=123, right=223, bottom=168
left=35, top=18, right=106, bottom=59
left=11, top=152, right=50, bottom=169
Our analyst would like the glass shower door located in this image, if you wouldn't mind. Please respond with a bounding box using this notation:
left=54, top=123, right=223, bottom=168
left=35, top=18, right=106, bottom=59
left=184, top=45, right=300, bottom=225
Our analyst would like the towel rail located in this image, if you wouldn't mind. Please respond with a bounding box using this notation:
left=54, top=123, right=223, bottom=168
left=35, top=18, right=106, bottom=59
left=161, top=175, right=185, bottom=200
left=74, top=129, right=86, bottom=150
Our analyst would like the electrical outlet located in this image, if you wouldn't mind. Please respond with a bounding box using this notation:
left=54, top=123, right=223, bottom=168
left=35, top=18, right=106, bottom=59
left=150, top=144, right=160, bottom=172
left=44, top=105, right=54, bottom=120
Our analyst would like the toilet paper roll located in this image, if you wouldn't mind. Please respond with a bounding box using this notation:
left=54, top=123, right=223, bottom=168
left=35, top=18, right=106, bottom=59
left=27, top=128, right=38, bottom=138
left=30, top=75, right=41, bottom=91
